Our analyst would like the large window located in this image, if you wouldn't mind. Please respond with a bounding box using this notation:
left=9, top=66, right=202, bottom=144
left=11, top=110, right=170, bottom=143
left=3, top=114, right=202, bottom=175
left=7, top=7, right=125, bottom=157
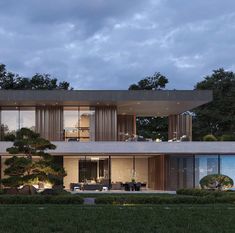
left=78, top=156, right=109, bottom=183
left=195, top=155, right=219, bottom=188
left=64, top=107, right=95, bottom=141
left=19, top=107, right=35, bottom=131
left=220, top=155, right=235, bottom=187
left=0, top=107, right=35, bottom=140
left=165, top=155, right=194, bottom=190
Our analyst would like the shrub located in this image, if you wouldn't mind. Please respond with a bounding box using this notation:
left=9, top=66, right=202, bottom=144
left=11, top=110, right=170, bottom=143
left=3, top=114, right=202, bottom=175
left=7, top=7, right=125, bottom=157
left=203, top=134, right=217, bottom=141
left=200, top=174, right=234, bottom=190
left=95, top=195, right=235, bottom=205
left=0, top=195, right=83, bottom=204
left=220, top=134, right=235, bottom=141
left=40, top=189, right=70, bottom=196
left=177, top=188, right=224, bottom=197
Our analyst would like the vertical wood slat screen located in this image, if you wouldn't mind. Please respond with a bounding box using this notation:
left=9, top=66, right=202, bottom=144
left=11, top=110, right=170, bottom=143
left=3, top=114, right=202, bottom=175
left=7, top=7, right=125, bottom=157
left=36, top=106, right=63, bottom=141
left=117, top=115, right=136, bottom=141
left=95, top=106, right=117, bottom=141
left=168, top=114, right=192, bottom=140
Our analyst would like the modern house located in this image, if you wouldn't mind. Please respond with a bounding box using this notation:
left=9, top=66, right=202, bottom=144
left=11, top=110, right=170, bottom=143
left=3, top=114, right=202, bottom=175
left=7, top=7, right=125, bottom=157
left=0, top=90, right=235, bottom=191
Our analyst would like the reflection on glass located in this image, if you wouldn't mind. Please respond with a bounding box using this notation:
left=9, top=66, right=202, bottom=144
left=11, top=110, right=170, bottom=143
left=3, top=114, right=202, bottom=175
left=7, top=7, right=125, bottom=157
left=195, top=155, right=218, bottom=188
left=221, top=155, right=235, bottom=187
left=0, top=107, right=36, bottom=140
left=78, top=156, right=109, bottom=184
left=64, top=107, right=95, bottom=141
left=1, top=109, right=19, bottom=136
left=166, top=155, right=194, bottom=190
left=20, top=108, right=35, bottom=131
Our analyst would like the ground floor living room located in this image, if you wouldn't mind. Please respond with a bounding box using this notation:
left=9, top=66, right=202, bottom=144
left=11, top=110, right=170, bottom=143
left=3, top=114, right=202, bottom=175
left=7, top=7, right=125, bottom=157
left=62, top=154, right=235, bottom=191
left=1, top=153, right=235, bottom=191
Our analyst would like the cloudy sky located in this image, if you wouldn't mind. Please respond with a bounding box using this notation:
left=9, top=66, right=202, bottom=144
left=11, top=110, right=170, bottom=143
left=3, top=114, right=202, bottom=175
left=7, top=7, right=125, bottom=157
left=0, top=0, right=234, bottom=89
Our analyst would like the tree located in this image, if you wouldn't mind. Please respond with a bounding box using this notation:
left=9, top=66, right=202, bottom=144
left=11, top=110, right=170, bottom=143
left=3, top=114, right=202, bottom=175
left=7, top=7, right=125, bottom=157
left=1, top=128, right=66, bottom=194
left=193, top=68, right=235, bottom=140
left=136, top=117, right=168, bottom=141
left=129, top=72, right=168, bottom=90
left=200, top=174, right=233, bottom=190
left=129, top=72, right=169, bottom=140
left=0, top=64, right=72, bottom=90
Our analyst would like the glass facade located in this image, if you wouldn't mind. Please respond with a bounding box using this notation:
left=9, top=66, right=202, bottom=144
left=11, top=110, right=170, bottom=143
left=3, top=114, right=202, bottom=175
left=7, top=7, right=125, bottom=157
left=195, top=155, right=219, bottom=188
left=220, top=155, right=235, bottom=186
left=166, top=155, right=194, bottom=190
left=0, top=107, right=35, bottom=140
left=78, top=156, right=109, bottom=183
left=64, top=107, right=95, bottom=141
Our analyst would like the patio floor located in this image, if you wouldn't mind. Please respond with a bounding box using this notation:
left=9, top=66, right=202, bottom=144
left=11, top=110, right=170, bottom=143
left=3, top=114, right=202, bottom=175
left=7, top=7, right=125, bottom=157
left=71, top=190, right=176, bottom=194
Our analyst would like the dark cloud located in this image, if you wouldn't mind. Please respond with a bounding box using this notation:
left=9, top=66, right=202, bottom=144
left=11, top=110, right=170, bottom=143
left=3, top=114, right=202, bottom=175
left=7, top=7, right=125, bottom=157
left=0, top=0, right=234, bottom=89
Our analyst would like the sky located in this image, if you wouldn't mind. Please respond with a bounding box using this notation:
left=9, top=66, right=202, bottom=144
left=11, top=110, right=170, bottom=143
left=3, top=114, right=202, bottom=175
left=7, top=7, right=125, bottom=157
left=0, top=0, right=235, bottom=90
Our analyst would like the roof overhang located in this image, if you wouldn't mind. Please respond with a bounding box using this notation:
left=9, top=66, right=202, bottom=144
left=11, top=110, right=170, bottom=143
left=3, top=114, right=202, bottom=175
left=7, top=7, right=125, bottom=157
left=0, top=90, right=212, bottom=116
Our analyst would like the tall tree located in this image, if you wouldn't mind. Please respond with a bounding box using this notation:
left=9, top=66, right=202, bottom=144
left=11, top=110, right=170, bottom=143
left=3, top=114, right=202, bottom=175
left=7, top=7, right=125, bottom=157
left=193, top=68, right=235, bottom=140
left=129, top=72, right=168, bottom=90
left=1, top=128, right=66, bottom=194
left=0, top=64, right=72, bottom=90
left=129, top=72, right=169, bottom=140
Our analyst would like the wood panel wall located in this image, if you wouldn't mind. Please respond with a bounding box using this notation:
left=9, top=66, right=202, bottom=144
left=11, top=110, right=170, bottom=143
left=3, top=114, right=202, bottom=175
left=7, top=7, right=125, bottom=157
left=148, top=155, right=166, bottom=190
left=168, top=114, right=192, bottom=140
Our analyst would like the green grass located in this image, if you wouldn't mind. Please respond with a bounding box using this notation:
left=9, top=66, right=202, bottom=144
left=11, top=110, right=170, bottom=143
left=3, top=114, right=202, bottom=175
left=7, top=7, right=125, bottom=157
left=0, top=204, right=235, bottom=233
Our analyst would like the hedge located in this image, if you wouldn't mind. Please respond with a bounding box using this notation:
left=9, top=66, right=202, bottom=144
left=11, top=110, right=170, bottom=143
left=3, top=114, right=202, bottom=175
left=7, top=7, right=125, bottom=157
left=95, top=195, right=235, bottom=204
left=0, top=195, right=83, bottom=204
left=177, top=188, right=235, bottom=197
left=176, top=188, right=225, bottom=197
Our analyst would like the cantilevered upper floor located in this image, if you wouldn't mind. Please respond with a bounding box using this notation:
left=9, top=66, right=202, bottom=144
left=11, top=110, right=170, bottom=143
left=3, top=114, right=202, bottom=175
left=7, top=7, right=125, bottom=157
left=0, top=90, right=212, bottom=142
left=0, top=90, right=212, bottom=116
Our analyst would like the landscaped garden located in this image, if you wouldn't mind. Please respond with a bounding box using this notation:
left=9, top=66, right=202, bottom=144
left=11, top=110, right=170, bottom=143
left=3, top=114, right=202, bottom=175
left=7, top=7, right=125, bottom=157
left=0, top=204, right=235, bottom=233
left=1, top=127, right=235, bottom=232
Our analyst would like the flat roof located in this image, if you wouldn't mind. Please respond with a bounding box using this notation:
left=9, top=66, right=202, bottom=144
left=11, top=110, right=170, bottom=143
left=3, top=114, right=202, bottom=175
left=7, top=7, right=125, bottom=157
left=0, top=90, right=212, bottom=116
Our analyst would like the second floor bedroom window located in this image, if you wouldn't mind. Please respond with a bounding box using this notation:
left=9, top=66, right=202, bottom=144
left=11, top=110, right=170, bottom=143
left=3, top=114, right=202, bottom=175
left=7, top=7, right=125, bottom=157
left=63, top=107, right=95, bottom=142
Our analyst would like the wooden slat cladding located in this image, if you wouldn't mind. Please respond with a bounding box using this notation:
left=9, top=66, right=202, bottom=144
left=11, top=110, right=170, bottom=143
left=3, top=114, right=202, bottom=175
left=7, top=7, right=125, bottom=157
left=95, top=106, right=117, bottom=141
left=117, top=115, right=136, bottom=141
left=148, top=155, right=165, bottom=190
left=36, top=106, right=63, bottom=141
left=168, top=114, right=192, bottom=140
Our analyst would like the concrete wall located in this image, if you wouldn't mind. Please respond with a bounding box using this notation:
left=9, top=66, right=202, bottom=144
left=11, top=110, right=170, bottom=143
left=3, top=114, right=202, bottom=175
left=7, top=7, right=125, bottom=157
left=63, top=157, right=79, bottom=189
left=2, top=142, right=235, bottom=155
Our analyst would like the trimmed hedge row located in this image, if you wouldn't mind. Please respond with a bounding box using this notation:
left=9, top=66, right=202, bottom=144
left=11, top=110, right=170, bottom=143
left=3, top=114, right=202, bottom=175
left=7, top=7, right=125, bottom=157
left=0, top=195, right=83, bottom=204
left=95, top=195, right=235, bottom=205
left=176, top=188, right=234, bottom=197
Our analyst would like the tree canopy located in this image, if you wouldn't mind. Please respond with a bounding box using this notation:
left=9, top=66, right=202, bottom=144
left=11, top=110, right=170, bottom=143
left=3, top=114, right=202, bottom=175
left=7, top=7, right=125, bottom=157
left=0, top=64, right=71, bottom=90
left=193, top=68, right=235, bottom=140
left=129, top=72, right=168, bottom=90
left=1, top=128, right=66, bottom=193
left=129, top=72, right=169, bottom=140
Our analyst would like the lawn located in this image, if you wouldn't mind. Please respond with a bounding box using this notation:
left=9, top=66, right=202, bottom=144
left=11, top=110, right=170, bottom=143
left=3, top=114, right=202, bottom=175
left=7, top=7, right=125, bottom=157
left=0, top=204, right=235, bottom=233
